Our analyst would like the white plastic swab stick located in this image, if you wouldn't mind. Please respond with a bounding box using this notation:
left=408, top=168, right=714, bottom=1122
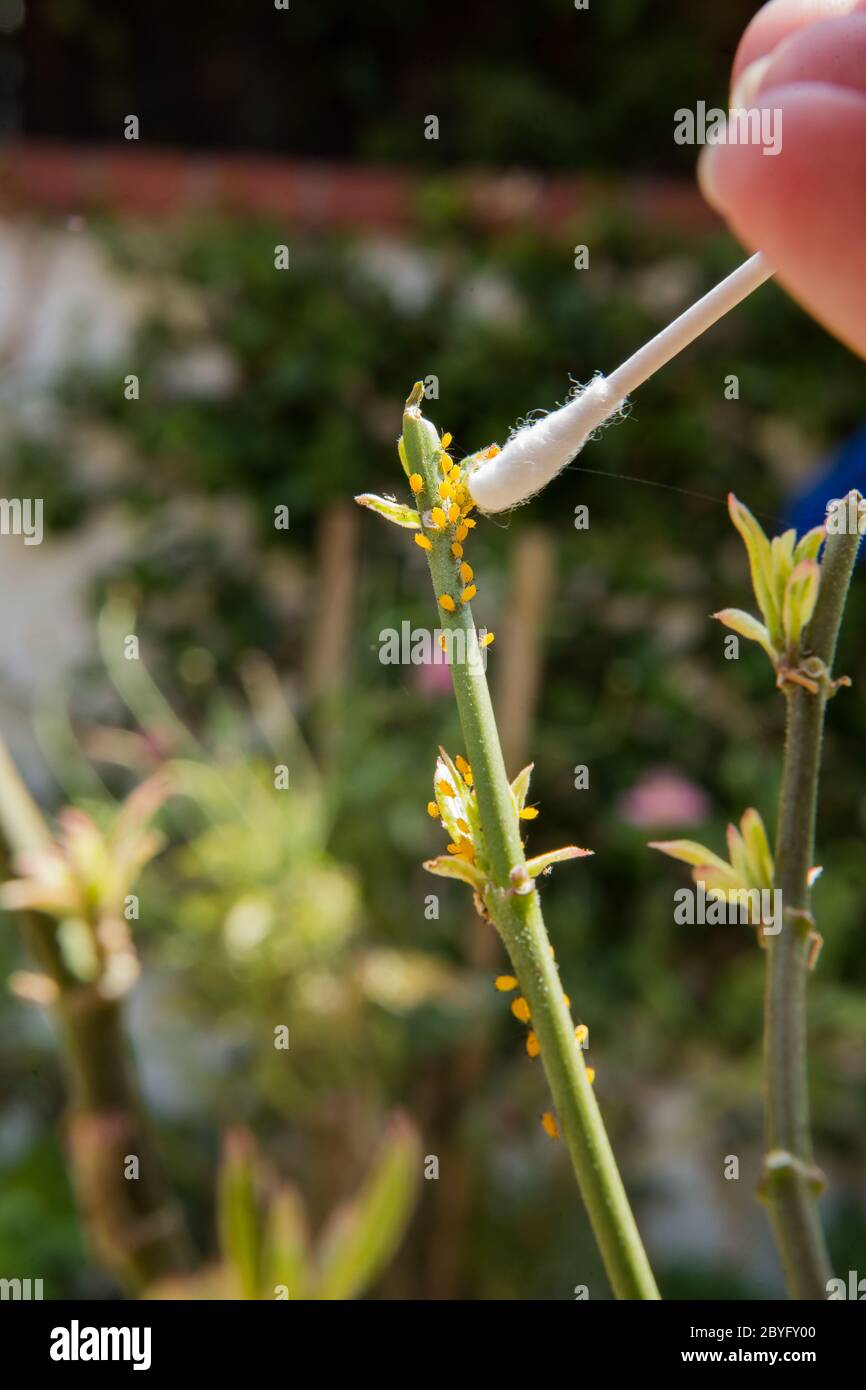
left=467, top=251, right=773, bottom=513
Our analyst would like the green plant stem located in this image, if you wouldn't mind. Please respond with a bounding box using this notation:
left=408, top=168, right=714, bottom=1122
left=0, top=735, right=192, bottom=1291
left=403, top=396, right=659, bottom=1300
left=764, top=510, right=861, bottom=1299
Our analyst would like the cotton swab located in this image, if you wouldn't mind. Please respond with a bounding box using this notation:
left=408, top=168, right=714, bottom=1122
left=467, top=251, right=774, bottom=513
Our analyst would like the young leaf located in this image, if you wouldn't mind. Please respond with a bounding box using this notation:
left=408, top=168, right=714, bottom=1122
left=648, top=839, right=736, bottom=878
left=263, top=1184, right=310, bottom=1302
left=432, top=754, right=469, bottom=844
left=728, top=494, right=781, bottom=643
left=354, top=494, right=421, bottom=529
left=525, top=845, right=593, bottom=877
left=217, top=1130, right=263, bottom=1300
left=314, top=1114, right=420, bottom=1300
left=713, top=608, right=776, bottom=660
left=423, top=854, right=485, bottom=891
left=510, top=763, right=534, bottom=815
left=726, top=823, right=750, bottom=886
left=740, top=808, right=774, bottom=889
left=397, top=435, right=411, bottom=479
left=782, top=559, right=820, bottom=651
left=696, top=866, right=742, bottom=894
left=793, top=525, right=825, bottom=567
left=770, top=529, right=796, bottom=597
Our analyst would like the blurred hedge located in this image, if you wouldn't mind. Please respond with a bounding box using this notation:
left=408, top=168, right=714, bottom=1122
left=2, top=199, right=866, bottom=1298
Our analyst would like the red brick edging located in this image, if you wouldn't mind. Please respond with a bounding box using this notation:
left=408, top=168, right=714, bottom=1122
left=0, top=140, right=719, bottom=237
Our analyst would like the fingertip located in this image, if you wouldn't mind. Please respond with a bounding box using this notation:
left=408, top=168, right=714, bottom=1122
left=701, top=83, right=866, bottom=358
left=731, top=0, right=866, bottom=89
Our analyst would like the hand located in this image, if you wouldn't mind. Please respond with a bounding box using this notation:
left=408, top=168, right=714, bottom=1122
left=699, top=0, right=866, bottom=358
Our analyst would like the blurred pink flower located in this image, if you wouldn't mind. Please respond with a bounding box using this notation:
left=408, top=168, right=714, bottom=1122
left=412, top=654, right=454, bottom=696
left=617, top=767, right=710, bottom=829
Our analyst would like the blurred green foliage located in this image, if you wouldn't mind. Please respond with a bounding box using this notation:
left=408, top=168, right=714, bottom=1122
left=1, top=199, right=865, bottom=1299
left=148, top=1118, right=419, bottom=1300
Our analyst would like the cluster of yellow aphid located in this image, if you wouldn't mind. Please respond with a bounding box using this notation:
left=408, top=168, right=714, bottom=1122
left=357, top=405, right=599, bottom=1152
left=423, top=750, right=594, bottom=1146
left=426, top=752, right=477, bottom=865
left=425, top=749, right=542, bottom=870
left=499, top=987, right=592, bottom=1142
left=410, top=432, right=499, bottom=638
left=493, top=973, right=594, bottom=1139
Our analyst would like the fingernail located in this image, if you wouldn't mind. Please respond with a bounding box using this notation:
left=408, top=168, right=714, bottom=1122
left=697, top=144, right=723, bottom=210
left=730, top=55, right=773, bottom=110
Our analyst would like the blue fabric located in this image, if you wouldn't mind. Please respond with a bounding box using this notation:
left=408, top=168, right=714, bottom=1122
left=786, top=424, right=866, bottom=559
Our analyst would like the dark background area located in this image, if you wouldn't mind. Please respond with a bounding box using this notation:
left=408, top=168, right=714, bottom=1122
left=16, top=0, right=754, bottom=170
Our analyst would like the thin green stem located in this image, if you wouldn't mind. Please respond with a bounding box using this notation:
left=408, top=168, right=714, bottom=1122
left=764, top=501, right=861, bottom=1298
left=403, top=392, right=659, bottom=1300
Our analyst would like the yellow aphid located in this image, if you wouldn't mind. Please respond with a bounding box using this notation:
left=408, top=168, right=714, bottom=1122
left=461, top=585, right=477, bottom=604
left=480, top=632, right=495, bottom=647
left=440, top=452, right=453, bottom=471
left=549, top=944, right=555, bottom=958
left=484, top=445, right=500, bottom=459
left=574, top=1024, right=589, bottom=1047
left=426, top=801, right=439, bottom=818
left=455, top=755, right=471, bottom=774
left=519, top=806, right=539, bottom=820
left=438, top=594, right=456, bottom=612
left=440, top=433, right=452, bottom=448
left=414, top=533, right=432, bottom=551
left=459, top=562, right=474, bottom=583
left=541, top=1112, right=559, bottom=1140
left=431, top=507, right=447, bottom=529
left=464, top=517, right=477, bottom=529
left=409, top=474, right=424, bottom=494
left=586, top=1067, right=596, bottom=1086
left=526, top=1030, right=541, bottom=1058
left=439, top=479, right=452, bottom=501
left=456, top=523, right=469, bottom=542
left=495, top=975, right=518, bottom=992
left=449, top=840, right=475, bottom=863
left=456, top=818, right=470, bottom=834
left=435, top=779, right=452, bottom=797
left=511, top=996, right=531, bottom=1024
left=463, top=769, right=474, bottom=786
left=451, top=542, right=464, bottom=558
left=563, top=995, right=570, bottom=1008
left=439, top=634, right=447, bottom=651
left=448, top=503, right=460, bottom=523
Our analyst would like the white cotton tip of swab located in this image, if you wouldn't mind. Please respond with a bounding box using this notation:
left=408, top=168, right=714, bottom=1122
left=466, top=375, right=624, bottom=514
left=466, top=251, right=773, bottom=514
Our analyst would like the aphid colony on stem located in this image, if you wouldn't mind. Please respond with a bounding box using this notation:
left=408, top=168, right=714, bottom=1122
left=356, top=387, right=596, bottom=1136
left=423, top=745, right=595, bottom=1121
left=409, top=430, right=486, bottom=618
left=356, top=384, right=660, bottom=1300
